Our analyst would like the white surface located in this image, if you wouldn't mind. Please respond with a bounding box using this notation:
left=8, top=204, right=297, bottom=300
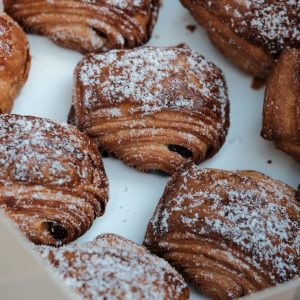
left=9, top=0, right=300, bottom=299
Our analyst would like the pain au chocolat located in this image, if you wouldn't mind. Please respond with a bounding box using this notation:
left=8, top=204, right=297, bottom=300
left=71, top=47, right=230, bottom=175
left=180, top=0, right=300, bottom=79
left=38, top=233, right=189, bottom=300
left=0, top=13, right=30, bottom=113
left=4, top=0, right=159, bottom=54
left=144, top=163, right=300, bottom=300
left=262, top=49, right=300, bottom=162
left=0, top=114, right=108, bottom=246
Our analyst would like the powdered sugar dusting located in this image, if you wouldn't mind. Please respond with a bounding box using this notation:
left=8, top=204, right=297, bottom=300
left=206, top=0, right=300, bottom=57
left=74, top=47, right=229, bottom=173
left=0, top=114, right=98, bottom=185
left=0, top=14, right=13, bottom=57
left=10, top=0, right=158, bottom=54
left=77, top=47, right=228, bottom=129
left=149, top=165, right=300, bottom=284
left=0, top=114, right=108, bottom=245
left=38, top=234, right=188, bottom=299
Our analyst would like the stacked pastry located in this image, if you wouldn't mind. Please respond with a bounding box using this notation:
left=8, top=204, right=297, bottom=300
left=180, top=0, right=300, bottom=79
left=262, top=49, right=300, bottom=162
left=0, top=1, right=299, bottom=300
left=0, top=114, right=108, bottom=246
left=37, top=234, right=190, bottom=300
left=4, top=0, right=159, bottom=53
left=71, top=46, right=230, bottom=174
left=144, top=163, right=300, bottom=299
left=0, top=12, right=30, bottom=113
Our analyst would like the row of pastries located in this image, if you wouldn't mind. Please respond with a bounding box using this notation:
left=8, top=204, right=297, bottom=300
left=0, top=1, right=299, bottom=300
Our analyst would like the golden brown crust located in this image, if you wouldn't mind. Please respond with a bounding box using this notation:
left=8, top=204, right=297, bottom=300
left=0, top=114, right=108, bottom=246
left=72, top=47, right=230, bottom=175
left=180, top=0, right=300, bottom=79
left=38, top=233, right=190, bottom=300
left=144, top=163, right=300, bottom=300
left=0, top=13, right=30, bottom=113
left=261, top=49, right=300, bottom=162
left=4, top=0, right=159, bottom=54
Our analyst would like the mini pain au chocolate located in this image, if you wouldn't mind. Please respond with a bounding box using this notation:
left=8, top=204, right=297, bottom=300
left=0, top=114, right=108, bottom=246
left=144, top=163, right=300, bottom=300
left=262, top=49, right=300, bottom=162
left=38, top=233, right=190, bottom=300
left=0, top=12, right=30, bottom=113
left=180, top=0, right=300, bottom=79
left=4, top=0, right=159, bottom=54
left=71, top=47, right=230, bottom=175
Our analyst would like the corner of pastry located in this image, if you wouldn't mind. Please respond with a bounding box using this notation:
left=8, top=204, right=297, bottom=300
left=144, top=162, right=300, bottom=299
left=71, top=46, right=230, bottom=175
left=0, top=12, right=30, bottom=113
left=37, top=233, right=190, bottom=300
left=180, top=0, right=300, bottom=79
left=4, top=0, right=159, bottom=54
left=0, top=114, right=109, bottom=246
left=261, top=48, right=300, bottom=163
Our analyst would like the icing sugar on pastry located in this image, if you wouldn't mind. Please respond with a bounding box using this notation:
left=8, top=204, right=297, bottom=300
left=5, top=0, right=159, bottom=53
left=78, top=47, right=228, bottom=128
left=73, top=47, right=229, bottom=174
left=144, top=164, right=300, bottom=299
left=206, top=0, right=300, bottom=56
left=0, top=114, right=108, bottom=245
left=38, top=234, right=189, bottom=300
left=0, top=114, right=99, bottom=185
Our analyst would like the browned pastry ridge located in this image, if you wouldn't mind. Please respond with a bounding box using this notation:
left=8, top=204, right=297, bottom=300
left=0, top=12, right=30, bottom=113
left=180, top=0, right=300, bottom=79
left=71, top=47, right=230, bottom=175
left=261, top=49, right=300, bottom=162
left=144, top=163, right=300, bottom=300
left=0, top=114, right=108, bottom=246
left=37, top=233, right=190, bottom=300
left=4, top=0, right=159, bottom=54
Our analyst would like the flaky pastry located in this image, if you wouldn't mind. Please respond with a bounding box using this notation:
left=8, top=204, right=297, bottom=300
left=180, top=0, right=300, bottom=79
left=144, top=163, right=300, bottom=299
left=261, top=49, right=300, bottom=162
left=38, top=233, right=190, bottom=300
left=0, top=114, right=108, bottom=246
left=71, top=47, right=230, bottom=174
left=0, top=12, right=30, bottom=113
left=4, top=0, right=159, bottom=53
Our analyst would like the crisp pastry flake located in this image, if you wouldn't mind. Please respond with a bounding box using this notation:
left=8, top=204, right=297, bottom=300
left=144, top=163, right=300, bottom=299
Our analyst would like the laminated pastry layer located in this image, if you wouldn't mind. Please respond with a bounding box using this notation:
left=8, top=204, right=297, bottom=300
left=4, top=0, right=159, bottom=53
left=0, top=114, right=108, bottom=246
left=0, top=13, right=30, bottom=113
left=37, top=233, right=190, bottom=299
left=72, top=47, right=230, bottom=174
left=180, top=0, right=300, bottom=79
left=144, top=163, right=300, bottom=299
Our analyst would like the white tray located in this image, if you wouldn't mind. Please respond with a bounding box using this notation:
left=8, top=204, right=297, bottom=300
left=4, top=0, right=300, bottom=299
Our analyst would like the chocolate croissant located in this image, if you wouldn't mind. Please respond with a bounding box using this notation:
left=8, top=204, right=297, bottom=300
left=38, top=233, right=190, bottom=300
left=180, top=0, right=300, bottom=79
left=0, top=114, right=108, bottom=246
left=261, top=49, right=300, bottom=162
left=0, top=13, right=30, bottom=113
left=71, top=47, right=230, bottom=175
left=144, top=163, right=300, bottom=299
left=4, top=0, right=159, bottom=54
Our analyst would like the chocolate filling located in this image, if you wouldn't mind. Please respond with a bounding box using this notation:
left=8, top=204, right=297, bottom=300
left=45, top=222, right=68, bottom=241
left=168, top=144, right=193, bottom=158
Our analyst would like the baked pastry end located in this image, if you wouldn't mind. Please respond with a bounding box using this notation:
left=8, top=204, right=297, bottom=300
left=261, top=48, right=300, bottom=162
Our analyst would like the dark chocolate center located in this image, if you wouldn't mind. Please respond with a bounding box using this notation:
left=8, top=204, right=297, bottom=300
left=168, top=144, right=193, bottom=158
left=45, top=222, right=68, bottom=241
